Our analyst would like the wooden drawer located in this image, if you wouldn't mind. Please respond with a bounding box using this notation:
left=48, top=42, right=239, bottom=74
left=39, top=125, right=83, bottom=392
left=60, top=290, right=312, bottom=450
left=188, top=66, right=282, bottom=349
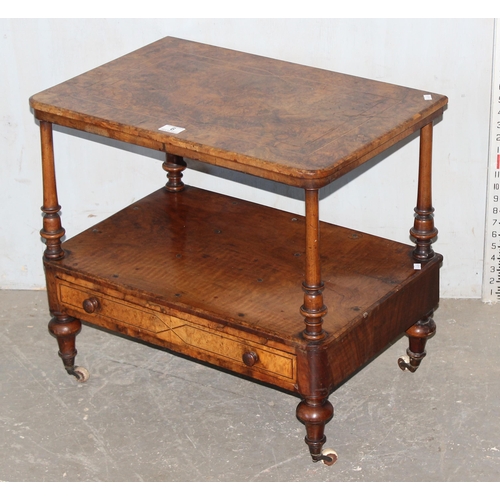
left=56, top=277, right=297, bottom=389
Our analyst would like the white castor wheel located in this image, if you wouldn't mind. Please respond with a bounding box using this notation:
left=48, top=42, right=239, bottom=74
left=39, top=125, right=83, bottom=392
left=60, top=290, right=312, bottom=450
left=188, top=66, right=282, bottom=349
left=320, top=448, right=338, bottom=466
left=398, top=355, right=410, bottom=370
left=72, top=366, right=90, bottom=383
left=398, top=355, right=418, bottom=372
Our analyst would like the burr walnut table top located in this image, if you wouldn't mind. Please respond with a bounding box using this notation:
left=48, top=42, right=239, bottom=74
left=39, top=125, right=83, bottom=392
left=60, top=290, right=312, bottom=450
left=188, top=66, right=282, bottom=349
left=30, top=36, right=447, bottom=188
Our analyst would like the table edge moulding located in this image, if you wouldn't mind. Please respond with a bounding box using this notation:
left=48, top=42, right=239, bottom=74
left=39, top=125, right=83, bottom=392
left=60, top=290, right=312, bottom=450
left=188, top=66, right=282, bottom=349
left=30, top=36, right=448, bottom=466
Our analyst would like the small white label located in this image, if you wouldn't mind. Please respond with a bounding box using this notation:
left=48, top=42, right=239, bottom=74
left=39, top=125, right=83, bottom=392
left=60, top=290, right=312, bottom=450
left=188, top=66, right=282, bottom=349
left=413, top=263, right=422, bottom=270
left=159, top=124, right=185, bottom=134
left=423, top=94, right=433, bottom=100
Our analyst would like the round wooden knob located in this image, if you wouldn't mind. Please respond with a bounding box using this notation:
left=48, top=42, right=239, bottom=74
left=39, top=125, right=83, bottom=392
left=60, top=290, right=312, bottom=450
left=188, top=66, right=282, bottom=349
left=82, top=297, right=100, bottom=313
left=242, top=351, right=259, bottom=367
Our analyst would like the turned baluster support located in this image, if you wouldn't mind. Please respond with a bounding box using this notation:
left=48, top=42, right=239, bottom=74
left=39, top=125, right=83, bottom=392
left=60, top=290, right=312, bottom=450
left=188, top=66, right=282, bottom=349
left=300, top=189, right=327, bottom=341
left=400, top=122, right=438, bottom=372
left=297, top=189, right=336, bottom=464
left=163, top=153, right=187, bottom=192
left=40, top=121, right=65, bottom=261
left=39, top=121, right=88, bottom=382
left=410, top=122, right=438, bottom=261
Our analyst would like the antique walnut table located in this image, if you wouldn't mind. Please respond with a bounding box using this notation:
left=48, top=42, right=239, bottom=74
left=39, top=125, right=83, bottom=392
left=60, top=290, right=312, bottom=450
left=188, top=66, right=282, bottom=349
left=30, top=37, right=447, bottom=465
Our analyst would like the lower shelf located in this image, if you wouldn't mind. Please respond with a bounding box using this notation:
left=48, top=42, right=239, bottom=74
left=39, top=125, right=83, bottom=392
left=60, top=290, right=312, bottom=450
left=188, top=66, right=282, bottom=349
left=45, top=185, right=441, bottom=393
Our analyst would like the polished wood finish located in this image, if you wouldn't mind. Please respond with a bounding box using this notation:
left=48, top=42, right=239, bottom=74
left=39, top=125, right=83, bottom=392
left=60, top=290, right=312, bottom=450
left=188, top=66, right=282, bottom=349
left=39, top=122, right=65, bottom=261
left=30, top=37, right=447, bottom=189
left=411, top=122, right=438, bottom=261
left=163, top=153, right=186, bottom=192
left=301, top=189, right=327, bottom=342
left=30, top=37, right=447, bottom=465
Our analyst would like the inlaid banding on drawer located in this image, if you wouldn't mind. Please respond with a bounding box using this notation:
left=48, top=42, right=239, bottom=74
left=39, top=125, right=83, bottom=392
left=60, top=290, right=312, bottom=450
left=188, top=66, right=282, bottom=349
left=56, top=280, right=297, bottom=383
left=59, top=283, right=172, bottom=333
left=160, top=323, right=296, bottom=380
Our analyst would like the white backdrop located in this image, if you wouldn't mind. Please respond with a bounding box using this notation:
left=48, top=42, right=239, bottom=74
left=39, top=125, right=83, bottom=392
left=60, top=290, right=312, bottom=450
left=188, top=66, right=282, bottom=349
left=0, top=18, right=494, bottom=297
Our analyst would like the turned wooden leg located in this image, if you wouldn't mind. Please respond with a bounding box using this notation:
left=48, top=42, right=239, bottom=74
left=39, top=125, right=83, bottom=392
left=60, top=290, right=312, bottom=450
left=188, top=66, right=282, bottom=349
left=400, top=122, right=438, bottom=370
left=410, top=122, right=438, bottom=261
left=39, top=121, right=88, bottom=382
left=296, top=397, right=336, bottom=465
left=300, top=189, right=327, bottom=341
left=297, top=189, right=336, bottom=464
left=398, top=315, right=436, bottom=372
left=48, top=313, right=89, bottom=382
left=39, top=121, right=65, bottom=260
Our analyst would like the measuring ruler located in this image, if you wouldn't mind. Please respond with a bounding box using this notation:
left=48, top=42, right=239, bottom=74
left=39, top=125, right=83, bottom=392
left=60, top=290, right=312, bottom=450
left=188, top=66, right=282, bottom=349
left=482, top=20, right=500, bottom=302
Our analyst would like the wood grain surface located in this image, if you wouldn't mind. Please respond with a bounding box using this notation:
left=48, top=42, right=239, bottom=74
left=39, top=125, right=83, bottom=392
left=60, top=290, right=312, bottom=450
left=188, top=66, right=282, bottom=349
left=30, top=37, right=447, bottom=187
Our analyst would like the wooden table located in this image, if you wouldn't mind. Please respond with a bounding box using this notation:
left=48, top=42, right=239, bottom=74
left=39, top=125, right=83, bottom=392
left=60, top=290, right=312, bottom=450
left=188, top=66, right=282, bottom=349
left=30, top=37, right=448, bottom=465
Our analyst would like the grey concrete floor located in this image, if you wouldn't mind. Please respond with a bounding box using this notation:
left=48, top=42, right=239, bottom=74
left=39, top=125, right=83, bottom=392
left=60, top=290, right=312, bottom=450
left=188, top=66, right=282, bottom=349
left=1, top=290, right=499, bottom=482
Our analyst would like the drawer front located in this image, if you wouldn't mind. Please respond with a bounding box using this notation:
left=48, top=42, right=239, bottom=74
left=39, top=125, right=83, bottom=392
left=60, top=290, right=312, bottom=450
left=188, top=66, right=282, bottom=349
left=57, top=279, right=297, bottom=389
